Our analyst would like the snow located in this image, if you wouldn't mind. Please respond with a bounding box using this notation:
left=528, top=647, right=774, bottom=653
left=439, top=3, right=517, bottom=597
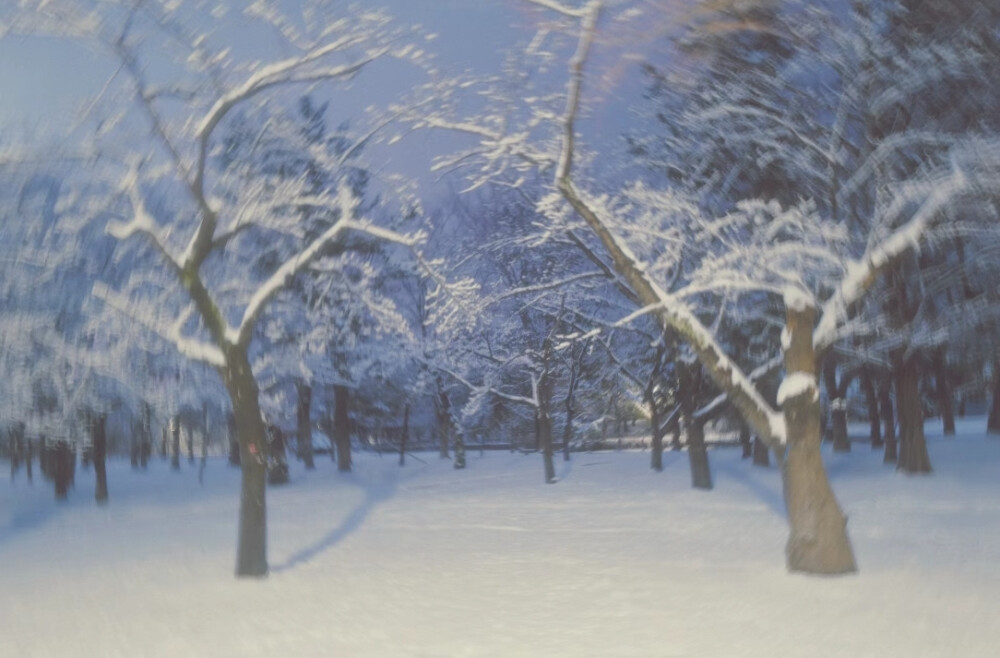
left=783, top=285, right=815, bottom=313
left=3, top=420, right=1000, bottom=657
left=777, top=372, right=819, bottom=406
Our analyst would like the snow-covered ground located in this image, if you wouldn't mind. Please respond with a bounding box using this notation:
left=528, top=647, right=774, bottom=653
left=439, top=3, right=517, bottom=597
left=2, top=419, right=999, bottom=658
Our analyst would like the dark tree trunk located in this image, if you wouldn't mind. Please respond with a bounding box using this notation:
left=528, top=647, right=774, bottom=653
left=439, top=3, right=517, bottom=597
left=25, top=439, right=32, bottom=483
left=822, top=361, right=851, bottom=453
left=895, top=356, right=932, bottom=474
left=671, top=422, right=681, bottom=451
left=333, top=384, right=351, bottom=473
left=436, top=380, right=450, bottom=459
left=227, top=413, right=241, bottom=467
left=678, top=361, right=711, bottom=490
left=266, top=425, right=289, bottom=486
left=562, top=399, right=575, bottom=462
left=988, top=358, right=1000, bottom=435
left=453, top=430, right=466, bottom=470
left=140, top=404, right=151, bottom=469
left=92, top=415, right=108, bottom=504
left=223, top=349, right=269, bottom=578
left=130, top=436, right=140, bottom=469
left=186, top=426, right=195, bottom=465
left=686, top=420, right=712, bottom=489
left=781, top=301, right=856, bottom=574
left=739, top=421, right=752, bottom=459
left=752, top=436, right=771, bottom=467
left=932, top=349, right=956, bottom=436
left=538, top=336, right=557, bottom=483
left=647, top=353, right=666, bottom=470
left=170, top=416, right=181, bottom=471
left=399, top=404, right=409, bottom=467
left=860, top=370, right=882, bottom=447
left=54, top=441, right=71, bottom=501
left=879, top=379, right=897, bottom=464
left=296, top=382, right=315, bottom=470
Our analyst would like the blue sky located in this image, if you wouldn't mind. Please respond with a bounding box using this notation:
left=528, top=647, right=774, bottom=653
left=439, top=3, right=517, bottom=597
left=0, top=2, right=524, bottom=137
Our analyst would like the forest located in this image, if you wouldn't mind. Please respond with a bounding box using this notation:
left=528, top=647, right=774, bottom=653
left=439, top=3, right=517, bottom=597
left=1, top=0, right=998, bottom=622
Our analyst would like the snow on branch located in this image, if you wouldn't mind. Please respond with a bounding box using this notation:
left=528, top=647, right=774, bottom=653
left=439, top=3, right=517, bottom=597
left=523, top=0, right=593, bottom=19
left=106, top=166, right=183, bottom=273
left=92, top=282, right=226, bottom=368
left=814, top=167, right=972, bottom=351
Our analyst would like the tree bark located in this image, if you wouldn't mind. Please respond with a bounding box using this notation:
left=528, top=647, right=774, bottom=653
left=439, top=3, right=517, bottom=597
left=860, top=369, right=882, bottom=447
left=895, top=356, right=932, bottom=474
left=399, top=403, right=409, bottom=467
left=678, top=361, right=711, bottom=490
left=436, top=380, right=450, bottom=459
left=562, top=397, right=575, bottom=462
left=92, top=415, right=108, bottom=504
left=686, top=420, right=712, bottom=489
left=932, top=349, right=956, bottom=436
left=453, top=429, right=467, bottom=470
left=822, top=361, right=851, bottom=453
left=752, top=436, right=770, bottom=467
left=879, top=378, right=897, bottom=464
left=223, top=349, right=269, bottom=578
left=781, top=302, right=856, bottom=574
left=54, top=441, right=71, bottom=501
left=333, top=384, right=351, bottom=473
left=296, top=382, right=315, bottom=470
left=739, top=421, right=752, bottom=459
left=227, top=413, right=241, bottom=466
left=170, top=415, right=181, bottom=471
left=988, top=358, right=1000, bottom=435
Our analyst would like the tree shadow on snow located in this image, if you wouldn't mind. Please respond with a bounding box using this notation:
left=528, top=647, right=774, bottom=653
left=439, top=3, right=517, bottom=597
left=711, top=457, right=786, bottom=517
left=0, top=488, right=68, bottom=548
left=271, top=467, right=410, bottom=574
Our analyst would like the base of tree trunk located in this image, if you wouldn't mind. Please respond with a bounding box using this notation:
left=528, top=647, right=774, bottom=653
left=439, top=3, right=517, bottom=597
left=687, top=425, right=712, bottom=490
left=752, top=437, right=770, bottom=467
left=236, top=458, right=268, bottom=578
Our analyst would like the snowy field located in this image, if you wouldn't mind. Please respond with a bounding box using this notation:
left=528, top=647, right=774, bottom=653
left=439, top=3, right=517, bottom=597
left=2, top=419, right=999, bottom=658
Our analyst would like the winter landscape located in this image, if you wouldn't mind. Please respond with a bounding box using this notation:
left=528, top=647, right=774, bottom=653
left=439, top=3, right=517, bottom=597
left=1, top=0, right=999, bottom=656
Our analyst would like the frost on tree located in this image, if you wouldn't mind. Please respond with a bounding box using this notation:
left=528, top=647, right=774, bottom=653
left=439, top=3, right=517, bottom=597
left=5, top=0, right=464, bottom=578
left=421, top=0, right=1000, bottom=574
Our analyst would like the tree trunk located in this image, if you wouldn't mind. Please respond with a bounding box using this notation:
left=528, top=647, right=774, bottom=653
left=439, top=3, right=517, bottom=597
left=752, top=436, right=770, bottom=467
left=739, top=421, right=752, bottom=459
left=296, top=382, right=315, bottom=470
left=223, top=350, right=269, bottom=578
left=879, top=379, right=897, bottom=464
left=562, top=399, right=575, bottom=462
left=186, top=426, right=195, bottom=465
left=822, top=361, right=850, bottom=453
left=130, top=436, right=140, bottom=469
left=648, top=383, right=665, bottom=471
left=54, top=441, right=71, bottom=501
left=436, top=382, right=450, bottom=459
left=860, top=370, right=882, bottom=447
left=895, top=356, right=932, bottom=474
left=399, top=404, right=409, bottom=467
left=686, top=420, right=712, bottom=489
left=93, top=415, right=108, bottom=504
left=453, top=429, right=467, bottom=470
left=170, top=416, right=181, bottom=471
left=781, top=302, right=856, bottom=574
left=678, top=361, right=711, bottom=490
left=932, top=349, right=956, bottom=436
left=227, top=413, right=241, bottom=467
left=988, top=358, right=1000, bottom=435
left=333, top=384, right=351, bottom=473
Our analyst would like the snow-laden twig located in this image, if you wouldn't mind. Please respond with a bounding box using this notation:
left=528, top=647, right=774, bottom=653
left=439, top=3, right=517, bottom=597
left=92, top=282, right=226, bottom=368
